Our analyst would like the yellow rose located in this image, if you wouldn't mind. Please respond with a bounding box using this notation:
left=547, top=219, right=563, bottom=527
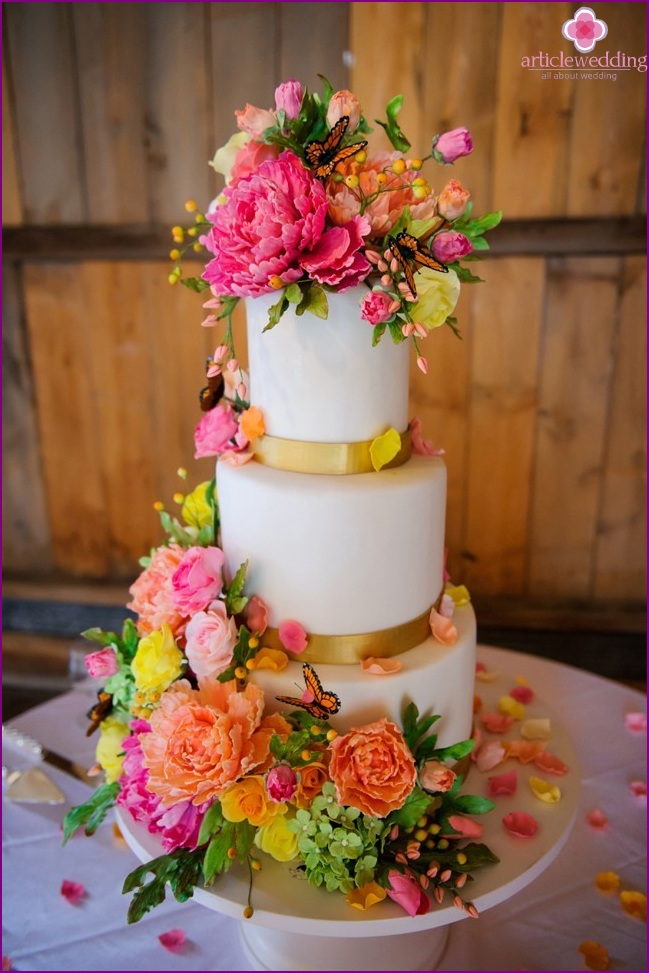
left=209, top=131, right=250, bottom=184
left=181, top=481, right=214, bottom=530
left=254, top=813, right=299, bottom=862
left=411, top=267, right=460, bottom=331
left=96, top=716, right=129, bottom=783
left=132, top=623, right=184, bottom=695
left=221, top=775, right=285, bottom=828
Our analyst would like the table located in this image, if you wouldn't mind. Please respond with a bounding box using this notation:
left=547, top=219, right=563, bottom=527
left=3, top=646, right=646, bottom=972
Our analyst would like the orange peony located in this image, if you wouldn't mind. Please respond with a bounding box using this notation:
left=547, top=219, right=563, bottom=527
left=140, top=679, right=291, bottom=807
left=127, top=543, right=185, bottom=637
left=328, top=718, right=416, bottom=817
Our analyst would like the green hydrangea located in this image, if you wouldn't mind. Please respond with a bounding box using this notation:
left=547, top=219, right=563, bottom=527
left=286, top=783, right=386, bottom=893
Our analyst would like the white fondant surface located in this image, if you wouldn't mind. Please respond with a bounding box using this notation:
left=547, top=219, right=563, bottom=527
left=251, top=603, right=477, bottom=749
left=217, top=454, right=447, bottom=634
left=246, top=288, right=410, bottom=442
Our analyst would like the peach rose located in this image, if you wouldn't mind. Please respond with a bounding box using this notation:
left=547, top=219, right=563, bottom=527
left=184, top=602, right=238, bottom=680
left=140, top=679, right=291, bottom=807
left=328, top=718, right=416, bottom=817
left=327, top=89, right=362, bottom=130
left=419, top=760, right=457, bottom=794
left=127, top=543, right=185, bottom=637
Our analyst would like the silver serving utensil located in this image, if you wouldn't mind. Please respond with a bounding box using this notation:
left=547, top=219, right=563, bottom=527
left=2, top=725, right=94, bottom=787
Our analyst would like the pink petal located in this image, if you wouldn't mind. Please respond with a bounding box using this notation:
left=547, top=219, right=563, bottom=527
left=480, top=711, right=514, bottom=734
left=625, top=712, right=647, bottom=733
left=278, top=619, right=309, bottom=654
left=533, top=750, right=569, bottom=776
left=220, top=448, right=253, bottom=466
left=487, top=769, right=518, bottom=797
left=475, top=739, right=507, bottom=772
left=503, top=811, right=538, bottom=838
left=159, top=929, right=186, bottom=952
left=445, top=814, right=483, bottom=839
left=360, top=656, right=403, bottom=675
left=429, top=607, right=457, bottom=645
left=586, top=808, right=609, bottom=831
left=2, top=958, right=13, bottom=971
left=630, top=780, right=647, bottom=800
left=510, top=685, right=535, bottom=704
left=60, top=879, right=86, bottom=905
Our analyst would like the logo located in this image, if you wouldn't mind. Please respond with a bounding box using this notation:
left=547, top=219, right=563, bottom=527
left=562, top=7, right=608, bottom=53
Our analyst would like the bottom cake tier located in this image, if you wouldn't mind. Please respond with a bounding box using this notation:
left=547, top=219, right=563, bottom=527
left=250, top=602, right=476, bottom=749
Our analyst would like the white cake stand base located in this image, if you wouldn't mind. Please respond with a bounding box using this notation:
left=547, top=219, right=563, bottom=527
left=116, top=674, right=579, bottom=972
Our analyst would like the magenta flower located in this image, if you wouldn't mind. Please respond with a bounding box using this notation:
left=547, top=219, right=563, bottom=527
left=84, top=648, right=118, bottom=679
left=266, top=764, right=298, bottom=803
left=431, top=231, right=473, bottom=264
left=203, top=152, right=328, bottom=297
left=386, top=870, right=431, bottom=916
left=158, top=929, right=186, bottom=953
left=275, top=79, right=304, bottom=119
left=433, top=127, right=473, bottom=164
left=562, top=8, right=607, bottom=53
left=171, top=546, right=225, bottom=615
left=300, top=215, right=371, bottom=291
left=194, top=404, right=240, bottom=458
left=360, top=289, right=399, bottom=326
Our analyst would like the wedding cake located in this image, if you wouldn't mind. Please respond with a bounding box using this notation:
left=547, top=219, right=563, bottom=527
left=65, top=77, right=502, bottom=929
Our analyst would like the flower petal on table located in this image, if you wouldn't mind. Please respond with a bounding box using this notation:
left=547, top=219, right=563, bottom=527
left=624, top=711, right=647, bottom=733
left=503, top=811, right=538, bottom=838
left=533, top=750, right=569, bottom=776
left=499, top=695, right=526, bottom=720
left=586, top=808, right=609, bottom=831
left=480, top=711, right=513, bottom=734
left=510, top=684, right=535, bottom=703
left=159, top=929, right=186, bottom=951
left=629, top=779, right=647, bottom=799
left=346, top=881, right=387, bottom=910
left=521, top=718, right=551, bottom=740
left=475, top=739, right=507, bottom=772
left=578, top=940, right=610, bottom=971
left=487, top=769, right=518, bottom=797
left=475, top=665, right=500, bottom=683
left=529, top=776, right=561, bottom=803
left=60, top=879, right=86, bottom=905
left=595, top=871, right=621, bottom=893
left=619, top=890, right=647, bottom=921
left=508, top=739, right=546, bottom=763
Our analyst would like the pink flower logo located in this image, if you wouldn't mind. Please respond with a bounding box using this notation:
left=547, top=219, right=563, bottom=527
left=562, top=7, right=607, bottom=53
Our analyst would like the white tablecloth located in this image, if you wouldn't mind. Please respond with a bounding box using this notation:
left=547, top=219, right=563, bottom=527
left=2, top=646, right=646, bottom=972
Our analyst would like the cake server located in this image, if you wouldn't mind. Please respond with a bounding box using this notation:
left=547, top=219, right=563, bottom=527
left=2, top=725, right=94, bottom=787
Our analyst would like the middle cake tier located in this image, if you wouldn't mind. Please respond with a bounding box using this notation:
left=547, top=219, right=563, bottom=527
left=217, top=454, right=447, bottom=639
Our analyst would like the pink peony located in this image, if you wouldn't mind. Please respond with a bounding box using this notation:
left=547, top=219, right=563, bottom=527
left=84, top=648, right=118, bottom=679
left=203, top=152, right=330, bottom=296
left=300, top=215, right=370, bottom=290
left=386, top=870, right=431, bottom=916
left=128, top=543, right=186, bottom=637
left=419, top=760, right=457, bottom=794
left=194, top=404, right=240, bottom=459
left=235, top=103, right=276, bottom=137
left=274, top=79, right=304, bottom=119
left=230, top=139, right=280, bottom=184
left=172, top=546, right=225, bottom=615
left=360, top=289, right=399, bottom=326
left=437, top=178, right=471, bottom=221
left=266, top=764, right=298, bottom=803
left=431, top=231, right=473, bottom=264
left=327, top=89, right=362, bottom=130
left=278, top=619, right=308, bottom=654
left=433, top=127, right=473, bottom=164
left=184, top=603, right=238, bottom=680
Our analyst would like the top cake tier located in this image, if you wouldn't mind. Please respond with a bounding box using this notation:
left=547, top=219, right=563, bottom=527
left=246, top=287, right=410, bottom=443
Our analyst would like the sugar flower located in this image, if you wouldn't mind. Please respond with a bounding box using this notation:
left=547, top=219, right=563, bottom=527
left=431, top=231, right=473, bottom=264
left=360, top=289, right=399, bottom=326
left=433, top=127, right=473, bottom=164
left=254, top=812, right=299, bottom=862
left=437, top=178, right=471, bottom=220
left=244, top=594, right=269, bottom=635
left=278, top=619, right=308, bottom=654
left=172, top=545, right=225, bottom=614
left=180, top=481, right=213, bottom=530
left=235, top=103, right=276, bottom=138
left=444, top=814, right=483, bottom=839
left=274, top=78, right=304, bottom=120
left=184, top=603, right=238, bottom=680
left=95, top=715, right=130, bottom=783
left=419, top=760, right=457, bottom=794
left=210, top=131, right=249, bottom=183
left=386, top=870, right=431, bottom=916
left=127, top=542, right=185, bottom=637
left=131, top=623, right=184, bottom=696
left=84, top=648, right=118, bottom=679
left=326, top=89, right=362, bottom=129
left=328, top=718, right=416, bottom=817
left=266, top=763, right=298, bottom=803
left=221, top=774, right=285, bottom=827
left=294, top=760, right=328, bottom=808
left=194, top=404, right=240, bottom=458
left=410, top=267, right=460, bottom=332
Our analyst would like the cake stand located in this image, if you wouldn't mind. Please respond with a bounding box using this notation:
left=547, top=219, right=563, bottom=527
left=117, top=680, right=579, bottom=972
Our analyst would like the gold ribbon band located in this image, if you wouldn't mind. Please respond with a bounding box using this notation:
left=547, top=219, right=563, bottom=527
left=252, top=429, right=412, bottom=475
left=262, top=607, right=432, bottom=665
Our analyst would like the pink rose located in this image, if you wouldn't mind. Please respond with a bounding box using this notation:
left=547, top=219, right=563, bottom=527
left=419, top=760, right=457, bottom=794
left=84, top=648, right=118, bottom=679
left=437, top=179, right=471, bottom=221
left=386, top=870, right=431, bottom=916
left=172, top=546, right=225, bottom=615
left=230, top=139, right=280, bottom=184
left=431, top=231, right=473, bottom=264
left=327, top=89, right=362, bottom=130
left=300, top=215, right=371, bottom=291
left=203, top=152, right=329, bottom=297
left=278, top=619, right=308, bottom=654
left=274, top=79, right=304, bottom=119
left=266, top=764, right=298, bottom=803
left=128, top=543, right=185, bottom=637
left=194, top=404, right=241, bottom=458
left=184, top=603, right=238, bottom=680
left=235, top=103, right=276, bottom=137
left=433, top=127, right=473, bottom=164
left=360, top=289, right=399, bottom=326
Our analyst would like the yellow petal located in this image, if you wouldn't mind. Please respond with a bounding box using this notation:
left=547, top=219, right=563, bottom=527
left=499, top=695, right=526, bottom=720
left=369, top=428, right=401, bottom=472
left=346, top=881, right=387, bottom=911
left=445, top=584, right=471, bottom=606
left=252, top=647, right=289, bottom=671
left=595, top=871, right=621, bottom=894
left=521, top=718, right=551, bottom=740
left=620, top=890, right=647, bottom=921
left=579, top=941, right=610, bottom=971
left=529, top=776, right=561, bottom=804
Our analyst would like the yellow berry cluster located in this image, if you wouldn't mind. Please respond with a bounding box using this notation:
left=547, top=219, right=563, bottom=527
left=168, top=200, right=208, bottom=285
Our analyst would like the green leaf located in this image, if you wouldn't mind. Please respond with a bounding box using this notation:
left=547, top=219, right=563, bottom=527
left=429, top=739, right=475, bottom=763
left=387, top=319, right=406, bottom=344
left=225, top=560, right=248, bottom=615
left=263, top=294, right=289, bottom=331
left=81, top=627, right=117, bottom=647
left=63, top=782, right=120, bottom=842
left=455, top=841, right=500, bottom=869
left=284, top=282, right=303, bottom=304
left=447, top=262, right=483, bottom=284
left=123, top=848, right=204, bottom=923
left=374, top=95, right=411, bottom=152
left=371, top=320, right=387, bottom=346
left=385, top=787, right=432, bottom=829
left=296, top=284, right=328, bottom=319
left=180, top=276, right=211, bottom=293
left=452, top=794, right=495, bottom=816
left=203, top=828, right=235, bottom=884
left=197, top=801, right=224, bottom=846
left=408, top=217, right=438, bottom=239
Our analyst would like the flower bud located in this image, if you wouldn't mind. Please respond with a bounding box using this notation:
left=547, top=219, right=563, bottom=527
left=433, top=127, right=473, bottom=163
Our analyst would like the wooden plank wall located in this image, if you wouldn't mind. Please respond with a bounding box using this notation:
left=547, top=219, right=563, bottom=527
left=2, top=3, right=646, bottom=631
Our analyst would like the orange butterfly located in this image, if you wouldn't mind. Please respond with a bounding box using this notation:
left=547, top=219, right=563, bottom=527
left=388, top=231, right=448, bottom=299
left=199, top=357, right=225, bottom=412
left=276, top=663, right=341, bottom=720
left=304, top=116, right=367, bottom=180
